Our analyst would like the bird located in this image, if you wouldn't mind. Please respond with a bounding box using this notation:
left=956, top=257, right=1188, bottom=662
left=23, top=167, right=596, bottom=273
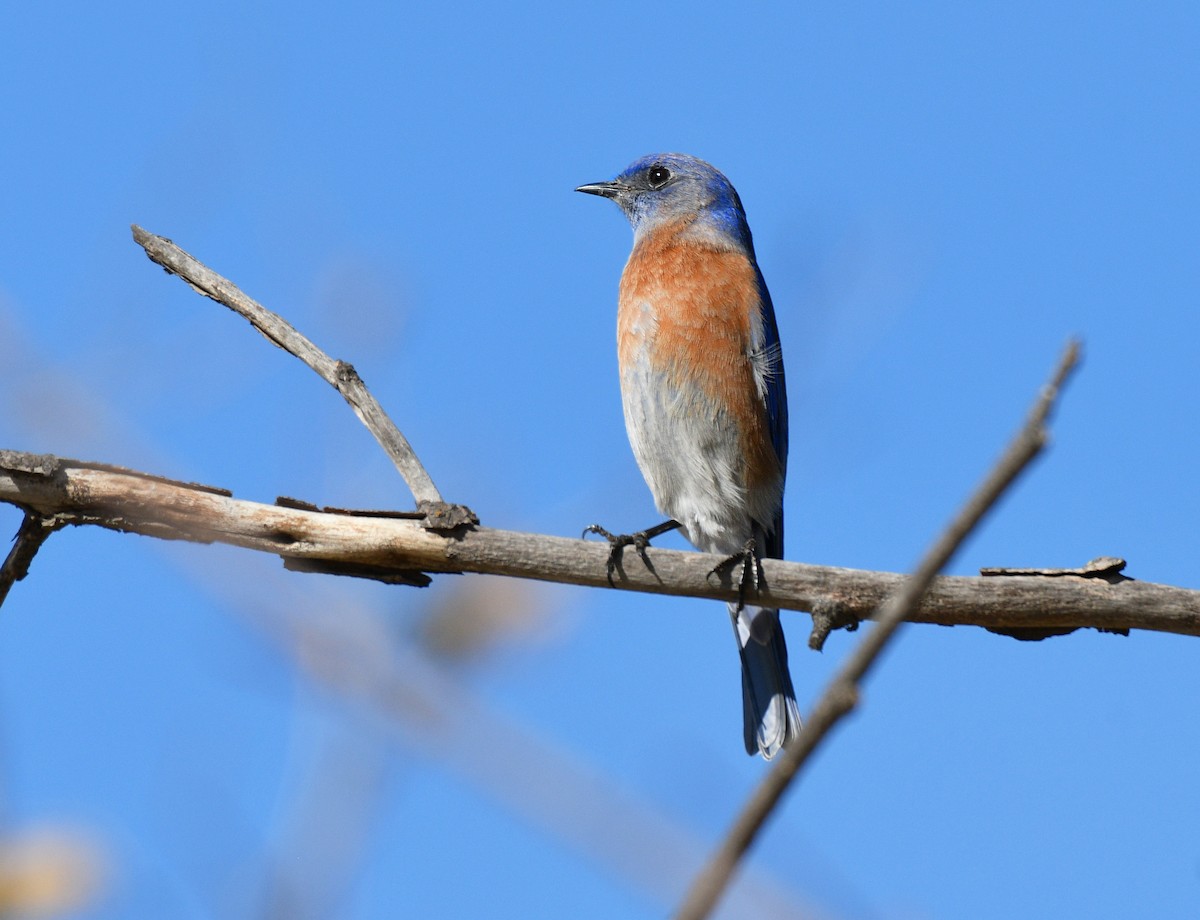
left=576, top=153, right=802, bottom=759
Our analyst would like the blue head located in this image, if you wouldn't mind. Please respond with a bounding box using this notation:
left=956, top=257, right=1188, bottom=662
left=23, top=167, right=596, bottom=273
left=577, top=153, right=755, bottom=253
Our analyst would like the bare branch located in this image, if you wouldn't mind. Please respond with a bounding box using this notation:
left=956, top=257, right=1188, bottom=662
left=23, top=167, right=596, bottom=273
left=673, top=340, right=1081, bottom=920
left=979, top=556, right=1126, bottom=578
left=130, top=225, right=470, bottom=523
left=0, top=443, right=1197, bottom=637
left=0, top=510, right=63, bottom=607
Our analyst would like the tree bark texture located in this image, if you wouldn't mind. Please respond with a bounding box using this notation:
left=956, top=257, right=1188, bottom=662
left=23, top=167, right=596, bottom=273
left=2, top=449, right=1195, bottom=641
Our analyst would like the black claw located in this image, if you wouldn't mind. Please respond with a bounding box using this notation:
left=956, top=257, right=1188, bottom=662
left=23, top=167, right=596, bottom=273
left=583, top=520, right=681, bottom=585
left=708, top=538, right=764, bottom=610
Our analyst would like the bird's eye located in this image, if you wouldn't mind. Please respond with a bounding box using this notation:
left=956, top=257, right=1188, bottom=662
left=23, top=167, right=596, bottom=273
left=647, top=165, right=672, bottom=189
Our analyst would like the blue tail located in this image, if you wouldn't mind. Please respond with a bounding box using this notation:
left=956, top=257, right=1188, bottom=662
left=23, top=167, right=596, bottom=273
left=731, top=603, right=802, bottom=759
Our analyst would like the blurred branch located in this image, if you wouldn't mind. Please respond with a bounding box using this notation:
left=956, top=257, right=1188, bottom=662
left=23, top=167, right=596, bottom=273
left=270, top=593, right=824, bottom=918
left=0, top=444, right=1197, bottom=637
left=673, top=340, right=1078, bottom=920
left=131, top=225, right=475, bottom=530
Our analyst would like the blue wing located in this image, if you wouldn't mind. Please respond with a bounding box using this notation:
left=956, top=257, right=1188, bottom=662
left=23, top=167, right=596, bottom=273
left=753, top=266, right=788, bottom=560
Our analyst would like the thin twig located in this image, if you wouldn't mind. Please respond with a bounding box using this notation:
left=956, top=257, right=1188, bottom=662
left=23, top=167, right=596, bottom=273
left=0, top=512, right=63, bottom=608
left=130, top=225, right=462, bottom=519
left=673, top=340, right=1082, bottom=920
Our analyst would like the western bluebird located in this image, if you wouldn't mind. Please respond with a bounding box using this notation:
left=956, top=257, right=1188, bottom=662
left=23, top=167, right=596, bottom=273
left=577, top=153, right=802, bottom=759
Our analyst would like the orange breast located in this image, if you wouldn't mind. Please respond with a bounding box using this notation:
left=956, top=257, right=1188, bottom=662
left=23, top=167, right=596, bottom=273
left=617, top=225, right=781, bottom=493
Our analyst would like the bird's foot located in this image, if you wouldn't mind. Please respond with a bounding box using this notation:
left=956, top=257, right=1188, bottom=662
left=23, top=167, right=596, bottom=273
left=582, top=519, right=681, bottom=584
left=708, top=538, right=764, bottom=610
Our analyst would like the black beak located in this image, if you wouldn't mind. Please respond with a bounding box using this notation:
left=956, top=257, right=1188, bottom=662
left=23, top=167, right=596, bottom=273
left=575, top=181, right=623, bottom=199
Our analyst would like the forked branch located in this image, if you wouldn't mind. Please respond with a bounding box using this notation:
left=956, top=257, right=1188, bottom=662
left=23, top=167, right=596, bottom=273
left=131, top=225, right=474, bottom=529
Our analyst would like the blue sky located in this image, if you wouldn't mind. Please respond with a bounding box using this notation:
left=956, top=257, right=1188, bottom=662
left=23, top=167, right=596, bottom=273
left=1, top=2, right=1198, bottom=917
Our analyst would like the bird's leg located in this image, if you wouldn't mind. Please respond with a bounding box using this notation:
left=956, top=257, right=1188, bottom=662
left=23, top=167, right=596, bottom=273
left=582, top=519, right=682, bottom=583
left=708, top=538, right=765, bottom=611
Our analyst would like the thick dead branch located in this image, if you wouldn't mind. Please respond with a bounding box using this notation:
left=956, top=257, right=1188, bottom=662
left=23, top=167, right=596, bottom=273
left=130, top=225, right=474, bottom=529
left=0, top=445, right=1197, bottom=638
left=672, top=341, right=1082, bottom=920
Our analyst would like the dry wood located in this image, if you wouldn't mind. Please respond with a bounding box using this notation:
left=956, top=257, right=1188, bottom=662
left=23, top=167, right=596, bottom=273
left=1, top=447, right=1196, bottom=639
left=131, top=225, right=474, bottom=529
